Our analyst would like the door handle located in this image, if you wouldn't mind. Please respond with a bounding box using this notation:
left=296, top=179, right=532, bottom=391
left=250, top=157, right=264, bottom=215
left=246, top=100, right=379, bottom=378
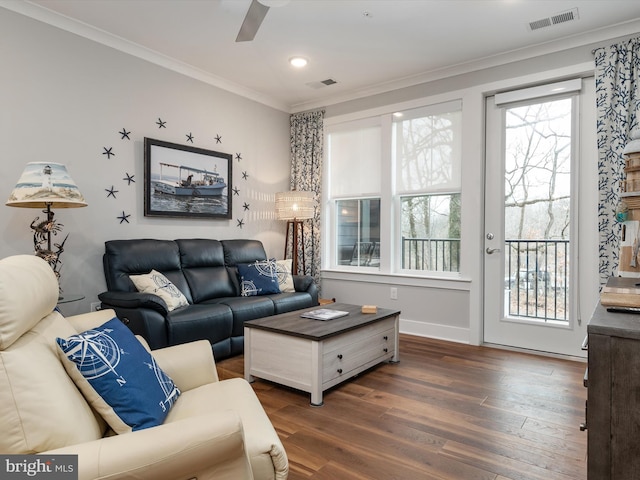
left=486, top=247, right=501, bottom=254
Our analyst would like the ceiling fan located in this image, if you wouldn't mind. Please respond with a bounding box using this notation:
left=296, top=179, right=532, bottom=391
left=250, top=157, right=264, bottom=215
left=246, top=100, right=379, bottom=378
left=236, top=0, right=290, bottom=42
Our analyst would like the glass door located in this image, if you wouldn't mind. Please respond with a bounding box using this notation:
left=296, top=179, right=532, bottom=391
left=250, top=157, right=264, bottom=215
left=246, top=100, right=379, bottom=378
left=483, top=88, right=586, bottom=356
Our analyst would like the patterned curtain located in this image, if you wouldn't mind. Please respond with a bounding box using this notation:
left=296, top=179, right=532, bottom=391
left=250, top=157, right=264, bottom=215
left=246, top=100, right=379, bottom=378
left=289, top=110, right=325, bottom=287
left=595, top=37, right=640, bottom=283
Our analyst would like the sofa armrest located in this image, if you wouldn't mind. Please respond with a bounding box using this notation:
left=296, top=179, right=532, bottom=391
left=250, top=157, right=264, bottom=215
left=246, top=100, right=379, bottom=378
left=293, top=275, right=319, bottom=304
left=98, top=291, right=169, bottom=315
left=152, top=340, right=219, bottom=390
left=44, top=412, right=253, bottom=480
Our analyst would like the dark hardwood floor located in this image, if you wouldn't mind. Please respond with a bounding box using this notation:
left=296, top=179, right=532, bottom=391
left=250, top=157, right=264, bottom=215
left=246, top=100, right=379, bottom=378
left=217, top=334, right=588, bottom=480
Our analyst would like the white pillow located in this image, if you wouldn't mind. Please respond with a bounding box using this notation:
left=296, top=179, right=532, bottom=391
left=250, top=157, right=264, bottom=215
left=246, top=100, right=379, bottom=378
left=129, top=270, right=189, bottom=311
left=275, top=259, right=296, bottom=293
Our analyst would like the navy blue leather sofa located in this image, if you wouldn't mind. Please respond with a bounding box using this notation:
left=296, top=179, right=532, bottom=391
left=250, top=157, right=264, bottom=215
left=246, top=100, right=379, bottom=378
left=98, top=238, right=319, bottom=360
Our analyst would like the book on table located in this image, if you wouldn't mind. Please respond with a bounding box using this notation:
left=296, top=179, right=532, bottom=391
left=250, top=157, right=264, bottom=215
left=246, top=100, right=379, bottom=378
left=300, top=308, right=350, bottom=321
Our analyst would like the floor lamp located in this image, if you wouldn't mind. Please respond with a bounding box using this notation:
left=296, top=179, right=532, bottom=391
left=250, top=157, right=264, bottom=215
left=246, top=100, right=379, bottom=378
left=275, top=191, right=314, bottom=275
left=6, top=162, right=87, bottom=291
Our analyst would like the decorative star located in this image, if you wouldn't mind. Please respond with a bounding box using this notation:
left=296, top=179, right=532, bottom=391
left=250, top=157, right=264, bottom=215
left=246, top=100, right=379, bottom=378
left=156, top=118, right=167, bottom=128
left=243, top=202, right=250, bottom=211
left=123, top=172, right=135, bottom=185
left=236, top=218, right=245, bottom=228
left=235, top=153, right=242, bottom=162
left=117, top=211, right=131, bottom=224
left=232, top=187, right=240, bottom=196
left=242, top=171, right=249, bottom=180
left=186, top=132, right=194, bottom=143
left=102, top=147, right=115, bottom=159
left=119, top=128, right=131, bottom=140
left=105, top=186, right=118, bottom=198
left=215, top=134, right=222, bottom=143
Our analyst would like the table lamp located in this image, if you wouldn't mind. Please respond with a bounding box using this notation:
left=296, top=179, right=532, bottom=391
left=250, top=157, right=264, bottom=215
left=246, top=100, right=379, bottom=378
left=6, top=162, right=87, bottom=288
left=275, top=190, right=314, bottom=274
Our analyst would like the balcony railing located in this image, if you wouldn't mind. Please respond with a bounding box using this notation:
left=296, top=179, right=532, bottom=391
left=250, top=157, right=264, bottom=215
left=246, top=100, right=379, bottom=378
left=504, top=239, right=569, bottom=322
left=401, top=237, right=569, bottom=322
left=401, top=237, right=460, bottom=271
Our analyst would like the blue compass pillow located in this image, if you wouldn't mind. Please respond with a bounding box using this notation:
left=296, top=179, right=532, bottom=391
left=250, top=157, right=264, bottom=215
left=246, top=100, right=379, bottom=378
left=56, top=317, right=180, bottom=433
left=237, top=259, right=281, bottom=296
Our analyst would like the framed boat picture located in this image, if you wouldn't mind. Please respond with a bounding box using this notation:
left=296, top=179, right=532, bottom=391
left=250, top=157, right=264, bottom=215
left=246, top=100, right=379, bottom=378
left=144, top=137, right=232, bottom=219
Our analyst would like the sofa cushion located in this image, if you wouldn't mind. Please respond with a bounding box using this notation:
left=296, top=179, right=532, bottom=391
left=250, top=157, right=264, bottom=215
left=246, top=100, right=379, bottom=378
left=177, top=239, right=236, bottom=302
left=213, top=296, right=275, bottom=335
left=267, top=292, right=316, bottom=315
left=221, top=239, right=267, bottom=266
left=130, top=270, right=189, bottom=311
left=166, top=303, right=234, bottom=346
left=56, top=317, right=181, bottom=433
left=275, top=259, right=296, bottom=293
left=238, top=260, right=281, bottom=296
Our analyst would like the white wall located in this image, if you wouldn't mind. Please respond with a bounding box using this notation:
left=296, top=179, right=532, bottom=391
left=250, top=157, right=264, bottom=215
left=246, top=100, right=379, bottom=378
left=0, top=9, right=291, bottom=315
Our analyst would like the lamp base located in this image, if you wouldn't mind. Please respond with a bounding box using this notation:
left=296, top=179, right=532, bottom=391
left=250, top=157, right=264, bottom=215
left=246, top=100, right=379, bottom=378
left=31, top=205, right=67, bottom=291
left=284, top=220, right=306, bottom=275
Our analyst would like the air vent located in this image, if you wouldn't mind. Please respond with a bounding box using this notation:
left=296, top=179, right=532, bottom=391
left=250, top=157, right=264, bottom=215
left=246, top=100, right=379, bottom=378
left=305, top=78, right=338, bottom=89
left=529, top=8, right=579, bottom=31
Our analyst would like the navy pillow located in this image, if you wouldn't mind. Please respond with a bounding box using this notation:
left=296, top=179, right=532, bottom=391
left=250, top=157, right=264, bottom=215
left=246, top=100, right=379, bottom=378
left=237, top=260, right=281, bottom=296
left=56, top=317, right=180, bottom=433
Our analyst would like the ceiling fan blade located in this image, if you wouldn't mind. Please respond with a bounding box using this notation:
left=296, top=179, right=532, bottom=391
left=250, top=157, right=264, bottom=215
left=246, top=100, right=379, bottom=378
left=236, top=0, right=270, bottom=42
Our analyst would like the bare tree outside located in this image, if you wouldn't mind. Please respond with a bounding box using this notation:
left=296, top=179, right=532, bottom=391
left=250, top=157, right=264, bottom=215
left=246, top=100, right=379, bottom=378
left=504, top=98, right=572, bottom=321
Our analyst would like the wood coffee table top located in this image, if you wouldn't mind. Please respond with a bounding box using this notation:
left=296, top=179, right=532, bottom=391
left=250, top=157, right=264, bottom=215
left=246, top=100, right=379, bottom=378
left=244, top=303, right=401, bottom=340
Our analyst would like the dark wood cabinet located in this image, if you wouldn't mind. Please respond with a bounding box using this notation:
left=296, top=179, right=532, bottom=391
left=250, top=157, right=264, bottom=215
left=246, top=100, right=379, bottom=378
left=588, top=304, right=640, bottom=479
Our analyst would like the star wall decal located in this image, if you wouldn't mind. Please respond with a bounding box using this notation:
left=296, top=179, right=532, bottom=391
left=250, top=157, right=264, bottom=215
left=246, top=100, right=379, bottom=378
left=232, top=187, right=240, bottom=196
left=117, top=211, right=131, bottom=224
left=119, top=128, right=131, bottom=140
left=102, top=147, right=115, bottom=159
left=242, top=171, right=249, bottom=180
left=123, top=172, right=135, bottom=185
left=105, top=186, right=118, bottom=198
left=236, top=218, right=245, bottom=228
left=156, top=118, right=167, bottom=128
left=215, top=134, right=222, bottom=143
left=235, top=153, right=242, bottom=162
left=243, top=202, right=250, bottom=211
left=186, top=132, right=194, bottom=143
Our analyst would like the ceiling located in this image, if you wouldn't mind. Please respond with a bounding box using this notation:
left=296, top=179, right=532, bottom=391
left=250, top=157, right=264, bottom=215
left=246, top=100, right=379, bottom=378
left=5, top=0, right=640, bottom=112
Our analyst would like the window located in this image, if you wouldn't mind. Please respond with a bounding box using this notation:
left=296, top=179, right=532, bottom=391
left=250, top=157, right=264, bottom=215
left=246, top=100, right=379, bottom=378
left=326, top=100, right=462, bottom=274
left=327, top=120, right=381, bottom=269
left=394, top=102, right=462, bottom=273
left=336, top=198, right=380, bottom=266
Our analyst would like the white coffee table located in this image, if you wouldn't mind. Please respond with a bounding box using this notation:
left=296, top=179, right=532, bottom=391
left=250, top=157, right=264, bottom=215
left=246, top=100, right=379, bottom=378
left=244, top=303, right=400, bottom=406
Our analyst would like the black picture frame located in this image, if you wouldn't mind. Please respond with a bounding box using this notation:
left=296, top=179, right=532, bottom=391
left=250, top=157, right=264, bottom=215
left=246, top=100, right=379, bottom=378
left=144, top=137, right=232, bottom=219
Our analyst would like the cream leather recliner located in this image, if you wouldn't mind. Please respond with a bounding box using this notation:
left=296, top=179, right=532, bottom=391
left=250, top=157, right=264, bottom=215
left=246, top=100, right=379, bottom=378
left=0, top=255, right=288, bottom=480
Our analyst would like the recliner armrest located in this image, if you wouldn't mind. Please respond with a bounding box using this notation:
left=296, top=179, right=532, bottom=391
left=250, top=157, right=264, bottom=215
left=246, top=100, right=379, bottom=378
left=152, top=340, right=219, bottom=390
left=98, top=291, right=169, bottom=315
left=44, top=412, right=253, bottom=480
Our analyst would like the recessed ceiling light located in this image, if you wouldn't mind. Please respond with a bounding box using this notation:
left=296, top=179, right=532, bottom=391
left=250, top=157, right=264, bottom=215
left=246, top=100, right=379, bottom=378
left=289, top=56, right=308, bottom=68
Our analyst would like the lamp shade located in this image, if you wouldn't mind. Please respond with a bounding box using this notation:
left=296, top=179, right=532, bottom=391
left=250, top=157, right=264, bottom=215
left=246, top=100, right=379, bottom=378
left=275, top=191, right=314, bottom=221
left=6, top=162, right=87, bottom=209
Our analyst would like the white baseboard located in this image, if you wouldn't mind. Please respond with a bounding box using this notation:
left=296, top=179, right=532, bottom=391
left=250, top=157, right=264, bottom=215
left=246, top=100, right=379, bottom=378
left=399, top=318, right=469, bottom=344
